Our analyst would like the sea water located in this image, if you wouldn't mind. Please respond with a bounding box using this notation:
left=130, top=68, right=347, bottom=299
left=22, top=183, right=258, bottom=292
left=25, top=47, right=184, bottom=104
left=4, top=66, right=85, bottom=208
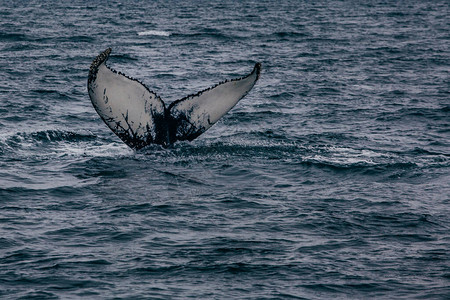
left=0, top=0, right=449, bottom=298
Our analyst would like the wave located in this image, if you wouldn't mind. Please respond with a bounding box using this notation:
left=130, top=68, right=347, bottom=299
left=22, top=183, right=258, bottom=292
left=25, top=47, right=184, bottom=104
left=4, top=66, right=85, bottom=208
left=0, top=129, right=95, bottom=156
left=0, top=32, right=28, bottom=41
left=1, top=127, right=447, bottom=176
left=2, top=129, right=97, bottom=144
left=172, top=29, right=232, bottom=40
left=137, top=30, right=171, bottom=37
left=135, top=136, right=449, bottom=176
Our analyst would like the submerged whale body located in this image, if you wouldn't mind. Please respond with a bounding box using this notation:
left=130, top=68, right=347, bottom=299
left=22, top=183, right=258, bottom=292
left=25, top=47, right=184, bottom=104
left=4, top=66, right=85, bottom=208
left=87, top=48, right=261, bottom=149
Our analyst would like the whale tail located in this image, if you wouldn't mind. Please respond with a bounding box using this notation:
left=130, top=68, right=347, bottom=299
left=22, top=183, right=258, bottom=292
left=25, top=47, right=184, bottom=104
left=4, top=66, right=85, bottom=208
left=88, top=48, right=261, bottom=149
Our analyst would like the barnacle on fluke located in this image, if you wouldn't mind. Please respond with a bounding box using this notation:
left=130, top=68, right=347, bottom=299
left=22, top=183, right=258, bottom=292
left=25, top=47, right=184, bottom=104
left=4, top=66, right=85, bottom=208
left=87, top=48, right=260, bottom=149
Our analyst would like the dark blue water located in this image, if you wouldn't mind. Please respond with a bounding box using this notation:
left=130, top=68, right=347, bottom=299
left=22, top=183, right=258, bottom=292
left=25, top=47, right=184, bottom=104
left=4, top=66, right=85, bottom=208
left=1, top=0, right=449, bottom=299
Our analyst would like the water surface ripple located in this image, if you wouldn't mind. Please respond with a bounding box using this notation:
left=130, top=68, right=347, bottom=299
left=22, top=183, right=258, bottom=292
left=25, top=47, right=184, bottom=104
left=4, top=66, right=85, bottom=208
left=0, top=1, right=449, bottom=299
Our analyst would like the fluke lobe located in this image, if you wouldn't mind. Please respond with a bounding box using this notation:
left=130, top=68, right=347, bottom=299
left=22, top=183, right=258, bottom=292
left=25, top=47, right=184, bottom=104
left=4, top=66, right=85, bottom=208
left=87, top=48, right=261, bottom=149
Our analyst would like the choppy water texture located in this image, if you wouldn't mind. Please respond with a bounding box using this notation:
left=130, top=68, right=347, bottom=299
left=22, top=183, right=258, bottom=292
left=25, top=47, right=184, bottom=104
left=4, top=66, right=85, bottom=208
left=1, top=0, right=449, bottom=299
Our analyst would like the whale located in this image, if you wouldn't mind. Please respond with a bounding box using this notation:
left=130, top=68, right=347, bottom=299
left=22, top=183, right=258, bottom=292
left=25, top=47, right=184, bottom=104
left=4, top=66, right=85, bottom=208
left=87, top=48, right=261, bottom=149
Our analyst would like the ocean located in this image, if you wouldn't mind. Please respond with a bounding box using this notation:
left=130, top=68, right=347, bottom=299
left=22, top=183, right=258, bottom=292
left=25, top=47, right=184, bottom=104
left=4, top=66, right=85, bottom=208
left=0, top=0, right=449, bottom=299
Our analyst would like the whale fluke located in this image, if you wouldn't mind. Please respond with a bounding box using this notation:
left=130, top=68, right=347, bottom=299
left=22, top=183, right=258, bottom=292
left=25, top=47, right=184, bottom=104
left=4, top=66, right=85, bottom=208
left=88, top=48, right=261, bottom=149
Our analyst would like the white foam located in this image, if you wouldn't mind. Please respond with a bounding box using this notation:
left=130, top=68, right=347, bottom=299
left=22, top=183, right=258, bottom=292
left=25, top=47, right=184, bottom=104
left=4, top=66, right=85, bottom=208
left=137, top=30, right=171, bottom=37
left=57, top=142, right=134, bottom=158
left=303, top=146, right=394, bottom=166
